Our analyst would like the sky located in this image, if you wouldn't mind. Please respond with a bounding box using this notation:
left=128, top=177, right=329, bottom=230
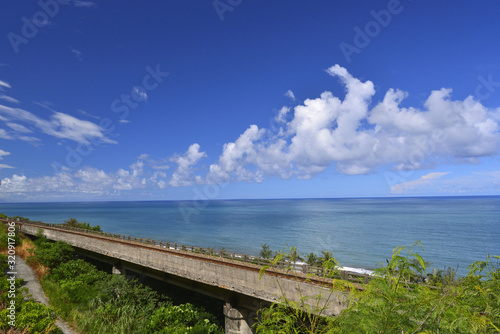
left=0, top=0, right=500, bottom=202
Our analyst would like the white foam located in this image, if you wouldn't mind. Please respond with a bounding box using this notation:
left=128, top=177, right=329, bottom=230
left=340, top=266, right=374, bottom=275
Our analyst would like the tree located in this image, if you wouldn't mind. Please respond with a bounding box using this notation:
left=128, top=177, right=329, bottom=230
left=306, top=252, right=319, bottom=267
left=260, top=244, right=273, bottom=259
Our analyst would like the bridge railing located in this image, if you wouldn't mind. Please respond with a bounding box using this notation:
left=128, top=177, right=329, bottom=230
left=4, top=218, right=371, bottom=284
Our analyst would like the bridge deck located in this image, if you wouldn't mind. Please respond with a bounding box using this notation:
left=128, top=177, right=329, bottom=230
left=5, top=219, right=367, bottom=316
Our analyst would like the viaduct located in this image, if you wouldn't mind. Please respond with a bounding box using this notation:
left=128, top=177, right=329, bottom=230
left=7, top=220, right=369, bottom=333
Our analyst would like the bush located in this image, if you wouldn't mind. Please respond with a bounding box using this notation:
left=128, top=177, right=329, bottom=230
left=50, top=259, right=106, bottom=284
left=32, top=241, right=74, bottom=269
left=259, top=244, right=273, bottom=259
left=61, top=218, right=102, bottom=232
left=146, top=303, right=222, bottom=334
left=0, top=275, right=61, bottom=333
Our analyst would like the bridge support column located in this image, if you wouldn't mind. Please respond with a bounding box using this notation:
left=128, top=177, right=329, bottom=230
left=223, top=302, right=254, bottom=334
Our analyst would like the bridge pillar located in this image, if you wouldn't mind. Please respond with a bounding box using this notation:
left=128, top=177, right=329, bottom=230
left=223, top=302, right=255, bottom=334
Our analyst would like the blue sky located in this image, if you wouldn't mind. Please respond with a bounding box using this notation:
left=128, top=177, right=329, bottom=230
left=0, top=0, right=499, bottom=202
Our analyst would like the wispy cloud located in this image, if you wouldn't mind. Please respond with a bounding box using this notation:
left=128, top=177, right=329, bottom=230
left=0, top=81, right=11, bottom=90
left=70, top=0, right=96, bottom=8
left=0, top=104, right=115, bottom=145
left=132, top=86, right=148, bottom=102
left=2, top=66, right=500, bottom=200
left=285, top=90, right=296, bottom=101
left=0, top=149, right=13, bottom=169
left=391, top=172, right=450, bottom=194
left=0, top=80, right=115, bottom=145
left=0, top=95, right=20, bottom=104
left=0, top=129, right=11, bottom=140
left=70, top=48, right=82, bottom=61
left=7, top=122, right=32, bottom=133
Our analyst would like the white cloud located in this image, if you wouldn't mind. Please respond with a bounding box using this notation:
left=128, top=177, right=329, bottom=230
left=0, top=149, right=10, bottom=159
left=208, top=125, right=265, bottom=182
left=0, top=160, right=171, bottom=200
left=0, top=129, right=12, bottom=139
left=391, top=172, right=449, bottom=194
left=207, top=65, right=500, bottom=183
left=0, top=81, right=11, bottom=90
left=7, top=123, right=32, bottom=133
left=132, top=87, right=148, bottom=102
left=285, top=90, right=296, bottom=101
left=71, top=48, right=82, bottom=61
left=0, top=80, right=114, bottom=145
left=70, top=0, right=96, bottom=8
left=170, top=144, right=207, bottom=186
left=2, top=65, right=500, bottom=200
left=275, top=106, right=290, bottom=124
left=0, top=104, right=115, bottom=144
left=0, top=149, right=13, bottom=169
left=0, top=95, right=19, bottom=104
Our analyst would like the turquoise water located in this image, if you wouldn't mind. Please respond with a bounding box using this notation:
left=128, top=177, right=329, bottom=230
left=1, top=196, right=499, bottom=275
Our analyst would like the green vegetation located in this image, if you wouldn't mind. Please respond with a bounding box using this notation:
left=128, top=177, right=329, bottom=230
left=0, top=223, right=61, bottom=333
left=3, top=216, right=499, bottom=333
left=260, top=244, right=273, bottom=259
left=255, top=242, right=500, bottom=333
left=59, top=217, right=102, bottom=232
left=0, top=216, right=223, bottom=333
left=40, top=253, right=222, bottom=333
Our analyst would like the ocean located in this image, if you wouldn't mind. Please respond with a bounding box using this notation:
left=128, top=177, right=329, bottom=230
left=1, top=196, right=499, bottom=276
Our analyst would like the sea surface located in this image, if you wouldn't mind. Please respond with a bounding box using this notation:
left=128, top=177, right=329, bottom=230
left=1, top=196, right=499, bottom=276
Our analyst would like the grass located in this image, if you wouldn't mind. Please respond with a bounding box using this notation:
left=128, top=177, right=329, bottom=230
left=15, top=236, right=50, bottom=280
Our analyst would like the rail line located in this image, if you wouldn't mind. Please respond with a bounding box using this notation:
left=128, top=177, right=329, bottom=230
left=4, top=218, right=369, bottom=289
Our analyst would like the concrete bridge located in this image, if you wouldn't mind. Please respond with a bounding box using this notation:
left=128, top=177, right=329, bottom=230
left=8, top=219, right=369, bottom=333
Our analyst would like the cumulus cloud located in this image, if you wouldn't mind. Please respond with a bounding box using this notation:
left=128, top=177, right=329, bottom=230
left=0, top=160, right=170, bottom=200
left=208, top=65, right=500, bottom=182
left=170, top=143, right=206, bottom=187
left=2, top=65, right=500, bottom=200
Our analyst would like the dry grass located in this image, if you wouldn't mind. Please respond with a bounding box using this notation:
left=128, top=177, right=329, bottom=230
left=33, top=265, right=50, bottom=280
left=15, top=236, right=50, bottom=280
left=15, top=237, right=34, bottom=259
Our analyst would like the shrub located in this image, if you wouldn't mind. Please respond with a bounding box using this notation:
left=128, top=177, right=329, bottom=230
left=33, top=241, right=74, bottom=269
left=259, top=244, right=273, bottom=259
left=146, top=303, right=222, bottom=334
left=61, top=218, right=102, bottom=232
